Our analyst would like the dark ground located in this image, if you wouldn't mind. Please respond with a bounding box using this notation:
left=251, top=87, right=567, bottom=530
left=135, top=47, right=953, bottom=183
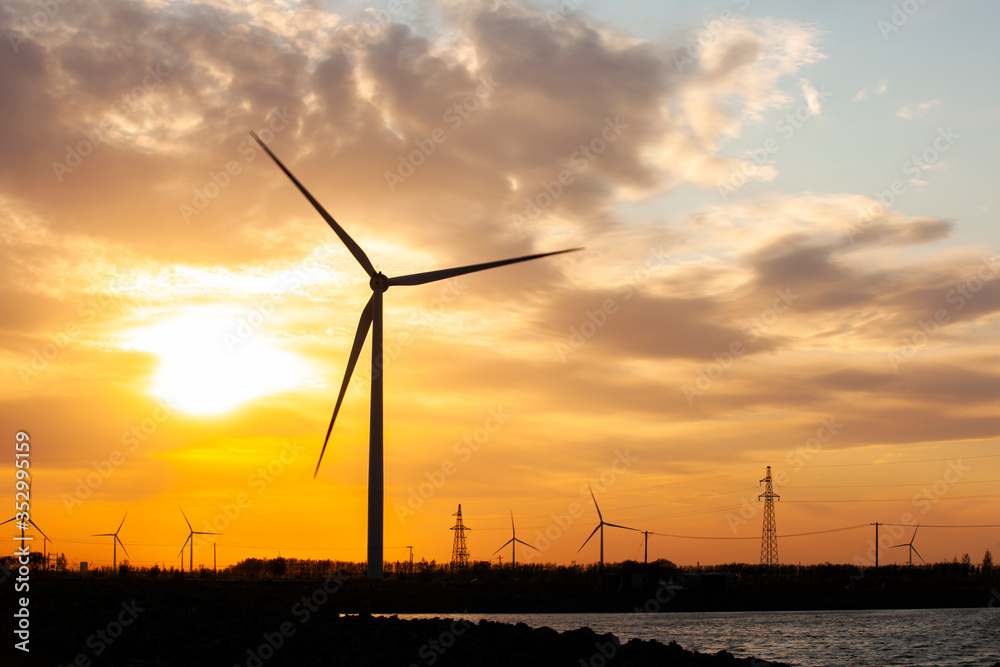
left=2, top=578, right=997, bottom=666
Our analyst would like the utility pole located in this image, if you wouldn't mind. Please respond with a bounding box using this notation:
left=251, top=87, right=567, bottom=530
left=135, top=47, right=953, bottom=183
left=405, top=545, right=414, bottom=577
left=870, top=522, right=880, bottom=581
left=759, top=466, right=780, bottom=571
left=214, top=543, right=217, bottom=576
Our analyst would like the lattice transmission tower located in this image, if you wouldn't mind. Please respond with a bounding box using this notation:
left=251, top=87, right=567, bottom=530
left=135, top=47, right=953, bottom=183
left=759, top=466, right=780, bottom=568
left=450, top=504, right=470, bottom=573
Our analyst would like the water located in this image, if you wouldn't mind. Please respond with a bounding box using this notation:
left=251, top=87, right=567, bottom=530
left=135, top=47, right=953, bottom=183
left=394, top=607, right=999, bottom=666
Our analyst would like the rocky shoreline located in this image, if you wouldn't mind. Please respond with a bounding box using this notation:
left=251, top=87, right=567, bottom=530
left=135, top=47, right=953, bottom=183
left=6, top=578, right=997, bottom=665
left=2, top=579, right=795, bottom=666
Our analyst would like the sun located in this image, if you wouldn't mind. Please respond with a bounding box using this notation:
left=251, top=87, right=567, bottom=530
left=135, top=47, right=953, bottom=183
left=124, top=308, right=311, bottom=415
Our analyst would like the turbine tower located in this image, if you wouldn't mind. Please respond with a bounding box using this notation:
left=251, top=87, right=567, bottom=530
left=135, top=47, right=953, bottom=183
left=578, top=485, right=638, bottom=570
left=92, top=512, right=129, bottom=569
left=759, top=466, right=780, bottom=569
left=493, top=511, right=537, bottom=569
left=251, top=132, right=581, bottom=580
left=451, top=504, right=470, bottom=573
left=890, top=524, right=924, bottom=566
left=178, top=507, right=219, bottom=573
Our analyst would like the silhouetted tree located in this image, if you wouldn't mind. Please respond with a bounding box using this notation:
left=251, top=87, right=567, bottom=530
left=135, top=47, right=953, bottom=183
left=983, top=549, right=993, bottom=575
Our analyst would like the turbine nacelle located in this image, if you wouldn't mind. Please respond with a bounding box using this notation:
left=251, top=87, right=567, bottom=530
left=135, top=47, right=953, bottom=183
left=370, top=272, right=389, bottom=293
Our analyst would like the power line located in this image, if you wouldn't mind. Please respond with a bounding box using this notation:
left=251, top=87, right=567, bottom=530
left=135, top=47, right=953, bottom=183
left=782, top=479, right=1000, bottom=488
left=649, top=523, right=870, bottom=541
left=785, top=494, right=1000, bottom=503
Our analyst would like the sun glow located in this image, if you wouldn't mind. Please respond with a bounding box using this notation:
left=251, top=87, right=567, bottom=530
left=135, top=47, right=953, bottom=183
left=124, top=309, right=311, bottom=415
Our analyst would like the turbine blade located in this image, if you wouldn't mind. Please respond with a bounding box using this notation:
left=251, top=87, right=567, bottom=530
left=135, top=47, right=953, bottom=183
left=179, top=507, right=192, bottom=531
left=193, top=531, right=221, bottom=535
left=250, top=132, right=375, bottom=278
left=889, top=544, right=906, bottom=549
left=510, top=512, right=515, bottom=535
left=92, top=533, right=114, bottom=537
left=387, top=248, right=583, bottom=287
left=117, top=536, right=130, bottom=560
left=315, top=295, right=375, bottom=478
left=912, top=523, right=919, bottom=541
left=605, top=522, right=640, bottom=532
left=589, top=485, right=603, bottom=523
left=514, top=538, right=538, bottom=550
left=912, top=546, right=925, bottom=563
left=578, top=524, right=601, bottom=552
left=27, top=519, right=51, bottom=542
left=493, top=539, right=514, bottom=555
left=178, top=534, right=191, bottom=558
left=116, top=511, right=128, bottom=535
left=0, top=517, right=15, bottom=526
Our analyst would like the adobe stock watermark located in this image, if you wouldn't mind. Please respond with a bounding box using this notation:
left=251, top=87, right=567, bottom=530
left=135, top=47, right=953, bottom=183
left=556, top=246, right=668, bottom=362
left=384, top=75, right=501, bottom=192
left=852, top=458, right=970, bottom=568
left=223, top=239, right=345, bottom=352
left=545, top=0, right=582, bottom=29
left=877, top=0, right=929, bottom=41
left=672, top=0, right=752, bottom=72
left=717, top=85, right=831, bottom=202
left=52, top=64, right=170, bottom=182
left=63, top=600, right=146, bottom=666
left=726, top=417, right=843, bottom=533
left=179, top=107, right=295, bottom=223
left=512, top=117, right=627, bottom=233
left=354, top=278, right=467, bottom=391
left=62, top=396, right=178, bottom=513
left=408, top=616, right=475, bottom=667
left=235, top=573, right=347, bottom=667
left=523, top=450, right=638, bottom=562
left=682, top=288, right=798, bottom=404
left=845, top=126, right=960, bottom=244
left=887, top=255, right=999, bottom=372
left=7, top=0, right=73, bottom=54
left=201, top=439, right=307, bottom=535
left=394, top=408, right=508, bottom=523
left=338, top=0, right=410, bottom=58
left=19, top=275, right=137, bottom=385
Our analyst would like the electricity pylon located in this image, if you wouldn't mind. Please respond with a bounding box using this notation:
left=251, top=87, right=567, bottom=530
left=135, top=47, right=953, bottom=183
left=451, top=504, right=470, bottom=573
left=759, top=466, right=780, bottom=569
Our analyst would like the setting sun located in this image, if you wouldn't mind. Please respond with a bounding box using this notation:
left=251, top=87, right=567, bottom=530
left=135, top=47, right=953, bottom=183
left=124, top=309, right=312, bottom=415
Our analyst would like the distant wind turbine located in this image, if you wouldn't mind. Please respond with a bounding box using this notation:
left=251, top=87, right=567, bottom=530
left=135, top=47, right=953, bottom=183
left=890, top=523, right=924, bottom=566
left=1, top=478, right=52, bottom=559
left=493, top=512, right=537, bottom=568
left=178, top=507, right=219, bottom=572
left=251, top=132, right=582, bottom=580
left=579, top=485, right=639, bottom=570
left=92, top=512, right=129, bottom=569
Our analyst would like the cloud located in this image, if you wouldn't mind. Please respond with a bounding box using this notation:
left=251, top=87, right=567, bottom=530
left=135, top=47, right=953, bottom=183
left=801, top=79, right=823, bottom=115
left=854, top=79, right=888, bottom=101
left=897, top=98, right=941, bottom=119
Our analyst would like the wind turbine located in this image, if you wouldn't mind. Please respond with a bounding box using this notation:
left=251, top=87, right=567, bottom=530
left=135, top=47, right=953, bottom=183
left=92, top=512, right=130, bottom=569
left=1, top=478, right=52, bottom=560
left=178, top=508, right=219, bottom=572
left=890, top=524, right=924, bottom=566
left=251, top=132, right=582, bottom=580
left=493, top=512, right=537, bottom=569
left=578, top=485, right=639, bottom=570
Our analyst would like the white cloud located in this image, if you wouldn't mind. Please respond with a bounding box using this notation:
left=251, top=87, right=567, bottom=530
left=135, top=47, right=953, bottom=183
left=897, top=98, right=941, bottom=119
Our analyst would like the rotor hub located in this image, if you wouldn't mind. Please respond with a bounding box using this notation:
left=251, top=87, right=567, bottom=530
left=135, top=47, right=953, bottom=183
left=370, top=272, right=389, bottom=293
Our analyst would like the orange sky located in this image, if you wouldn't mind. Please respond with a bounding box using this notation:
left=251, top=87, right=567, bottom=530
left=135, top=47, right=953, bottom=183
left=2, top=1, right=999, bottom=570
